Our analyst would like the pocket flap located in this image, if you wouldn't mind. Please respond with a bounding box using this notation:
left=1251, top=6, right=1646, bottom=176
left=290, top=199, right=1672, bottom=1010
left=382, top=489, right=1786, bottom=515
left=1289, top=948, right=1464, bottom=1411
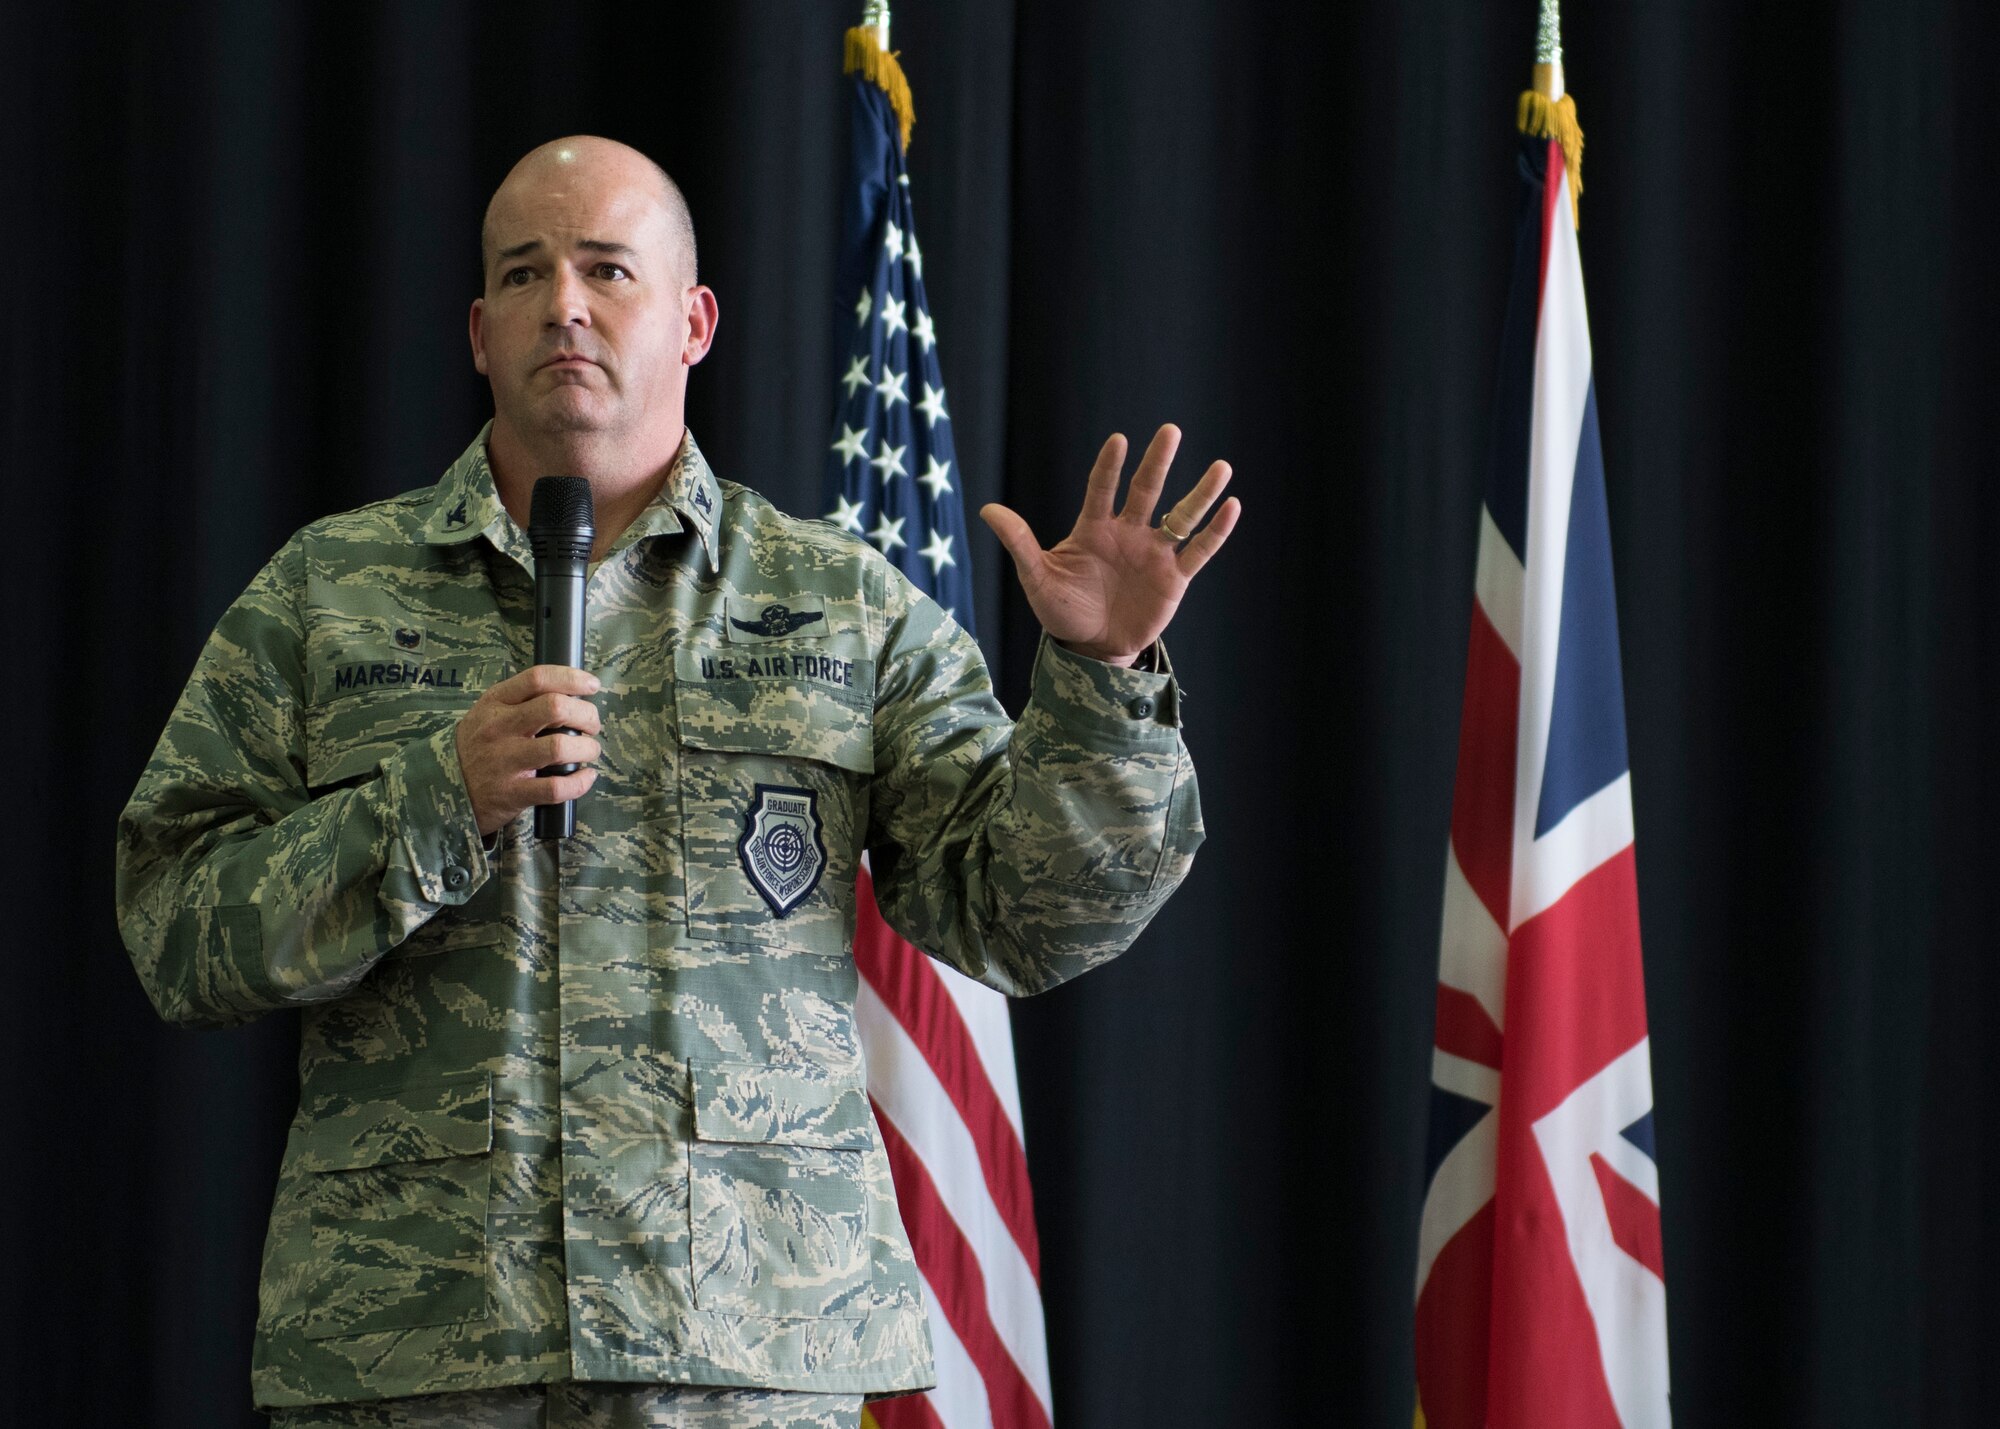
left=298, top=1071, right=493, bottom=1171
left=674, top=647, right=875, bottom=774
left=690, top=1058, right=871, bottom=1150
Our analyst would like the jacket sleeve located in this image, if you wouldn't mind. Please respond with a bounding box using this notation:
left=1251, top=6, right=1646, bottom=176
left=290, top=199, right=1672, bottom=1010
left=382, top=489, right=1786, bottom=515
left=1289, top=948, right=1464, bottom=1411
left=865, top=569, right=1204, bottom=996
left=114, top=536, right=491, bottom=1028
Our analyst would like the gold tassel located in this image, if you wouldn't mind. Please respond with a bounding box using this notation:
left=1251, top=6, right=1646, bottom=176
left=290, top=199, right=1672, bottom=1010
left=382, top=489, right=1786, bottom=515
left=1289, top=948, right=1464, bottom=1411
left=1517, top=62, right=1584, bottom=226
left=844, top=26, right=916, bottom=153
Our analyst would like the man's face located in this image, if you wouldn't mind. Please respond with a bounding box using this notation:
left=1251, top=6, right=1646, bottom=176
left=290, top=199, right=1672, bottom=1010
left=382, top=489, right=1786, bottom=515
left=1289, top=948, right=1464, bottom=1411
left=470, top=148, right=701, bottom=444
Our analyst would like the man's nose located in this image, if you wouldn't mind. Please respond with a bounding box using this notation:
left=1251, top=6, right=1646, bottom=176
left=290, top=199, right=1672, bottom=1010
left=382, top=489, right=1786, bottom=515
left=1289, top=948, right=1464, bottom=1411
left=543, top=265, right=590, bottom=327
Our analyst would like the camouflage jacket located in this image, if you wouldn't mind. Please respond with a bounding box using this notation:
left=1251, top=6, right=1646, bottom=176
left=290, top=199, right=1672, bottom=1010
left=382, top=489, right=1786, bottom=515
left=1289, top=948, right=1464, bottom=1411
left=115, top=427, right=1203, bottom=1409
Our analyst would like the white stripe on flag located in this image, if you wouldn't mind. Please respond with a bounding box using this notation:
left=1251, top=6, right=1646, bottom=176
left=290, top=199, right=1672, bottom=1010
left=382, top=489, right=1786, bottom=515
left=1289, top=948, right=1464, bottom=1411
left=1474, top=505, right=1527, bottom=660
left=858, top=979, right=1055, bottom=1413
left=933, top=965, right=1027, bottom=1141
left=916, top=1267, right=996, bottom=1429
left=1517, top=771, right=1636, bottom=925
left=1530, top=1037, right=1671, bottom=1428
left=1510, top=163, right=1595, bottom=934
left=1414, top=1101, right=1497, bottom=1298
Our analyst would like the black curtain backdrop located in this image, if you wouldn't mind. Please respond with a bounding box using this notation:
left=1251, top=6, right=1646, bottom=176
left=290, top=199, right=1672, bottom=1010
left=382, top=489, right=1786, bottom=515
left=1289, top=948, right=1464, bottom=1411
left=8, top=1, right=1998, bottom=1424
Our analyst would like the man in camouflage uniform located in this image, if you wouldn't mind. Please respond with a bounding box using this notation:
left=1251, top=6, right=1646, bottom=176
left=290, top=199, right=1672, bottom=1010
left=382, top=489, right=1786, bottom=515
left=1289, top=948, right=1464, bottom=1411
left=116, top=137, right=1241, bottom=1428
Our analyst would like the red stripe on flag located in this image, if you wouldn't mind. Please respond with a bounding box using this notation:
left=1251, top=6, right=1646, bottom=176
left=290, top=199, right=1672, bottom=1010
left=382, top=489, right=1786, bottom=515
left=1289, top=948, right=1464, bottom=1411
left=876, top=1111, right=1053, bottom=1429
left=1590, top=1152, right=1666, bottom=1281
left=868, top=1390, right=950, bottom=1429
left=1501, top=844, right=1648, bottom=1123
left=1537, top=137, right=1565, bottom=304
left=1433, top=984, right=1504, bottom=1070
left=1450, top=599, right=1521, bottom=931
left=854, top=868, right=1043, bottom=1279
left=1486, top=1119, right=1624, bottom=1429
left=1485, top=847, right=1648, bottom=1429
left=1414, top=1200, right=1495, bottom=1429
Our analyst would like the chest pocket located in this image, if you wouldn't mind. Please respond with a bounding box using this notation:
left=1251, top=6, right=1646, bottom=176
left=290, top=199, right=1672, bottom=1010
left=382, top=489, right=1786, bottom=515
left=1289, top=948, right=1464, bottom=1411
left=303, top=654, right=495, bottom=791
left=303, top=653, right=504, bottom=956
left=673, top=645, right=874, bottom=950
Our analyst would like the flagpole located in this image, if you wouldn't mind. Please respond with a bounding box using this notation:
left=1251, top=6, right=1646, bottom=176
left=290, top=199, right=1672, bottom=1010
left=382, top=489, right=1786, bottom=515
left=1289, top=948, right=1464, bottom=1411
left=863, top=0, right=890, bottom=50
left=1519, top=0, right=1584, bottom=222
left=1536, top=0, right=1564, bottom=98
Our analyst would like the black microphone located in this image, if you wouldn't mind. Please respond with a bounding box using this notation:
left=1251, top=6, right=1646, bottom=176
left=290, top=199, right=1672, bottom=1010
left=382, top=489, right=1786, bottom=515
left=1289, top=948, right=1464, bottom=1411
left=528, top=476, right=595, bottom=841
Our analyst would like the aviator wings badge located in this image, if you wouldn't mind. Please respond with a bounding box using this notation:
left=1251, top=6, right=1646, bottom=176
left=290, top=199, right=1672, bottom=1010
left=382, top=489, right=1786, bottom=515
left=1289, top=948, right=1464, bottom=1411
left=730, top=602, right=826, bottom=639
left=738, top=784, right=827, bottom=918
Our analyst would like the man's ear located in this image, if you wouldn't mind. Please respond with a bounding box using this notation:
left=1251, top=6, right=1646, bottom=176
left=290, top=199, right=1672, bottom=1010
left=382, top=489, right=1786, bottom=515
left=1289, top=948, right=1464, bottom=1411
left=469, top=297, right=488, bottom=376
left=683, top=286, right=719, bottom=366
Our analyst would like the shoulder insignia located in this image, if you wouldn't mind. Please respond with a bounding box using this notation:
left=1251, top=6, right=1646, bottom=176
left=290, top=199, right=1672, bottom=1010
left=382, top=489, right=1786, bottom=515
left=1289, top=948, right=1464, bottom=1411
left=738, top=784, right=826, bottom=917
left=730, top=603, right=826, bottom=639
left=445, top=496, right=469, bottom=528
left=692, top=483, right=714, bottom=516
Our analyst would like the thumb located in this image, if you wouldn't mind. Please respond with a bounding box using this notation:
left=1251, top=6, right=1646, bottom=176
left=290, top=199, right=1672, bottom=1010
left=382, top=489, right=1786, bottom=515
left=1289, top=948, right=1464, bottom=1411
left=980, top=503, right=1043, bottom=578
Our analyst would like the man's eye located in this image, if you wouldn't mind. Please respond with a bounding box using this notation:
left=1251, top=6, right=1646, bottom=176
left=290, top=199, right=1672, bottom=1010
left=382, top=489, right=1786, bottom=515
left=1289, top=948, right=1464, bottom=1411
left=595, top=264, right=630, bottom=280
left=503, top=267, right=535, bottom=286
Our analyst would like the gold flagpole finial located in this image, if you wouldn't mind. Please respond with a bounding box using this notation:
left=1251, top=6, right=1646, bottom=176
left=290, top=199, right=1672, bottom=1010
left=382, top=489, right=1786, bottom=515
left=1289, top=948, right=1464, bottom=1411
left=846, top=1, right=914, bottom=152
left=1519, top=0, right=1584, bottom=224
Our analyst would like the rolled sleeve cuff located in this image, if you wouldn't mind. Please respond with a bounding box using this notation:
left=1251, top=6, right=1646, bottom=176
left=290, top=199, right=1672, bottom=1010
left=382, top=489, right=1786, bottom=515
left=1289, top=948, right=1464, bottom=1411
left=379, top=722, right=490, bottom=906
left=1031, top=634, right=1185, bottom=748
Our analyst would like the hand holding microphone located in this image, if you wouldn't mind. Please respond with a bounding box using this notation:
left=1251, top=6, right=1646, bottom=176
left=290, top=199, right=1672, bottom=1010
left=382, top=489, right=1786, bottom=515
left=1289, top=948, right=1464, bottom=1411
left=453, top=476, right=600, bottom=840
left=453, top=667, right=602, bottom=838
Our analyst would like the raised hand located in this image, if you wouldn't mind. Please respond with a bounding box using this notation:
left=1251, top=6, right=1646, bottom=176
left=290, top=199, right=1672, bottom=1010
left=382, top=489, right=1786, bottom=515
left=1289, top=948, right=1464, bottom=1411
left=979, top=425, right=1240, bottom=666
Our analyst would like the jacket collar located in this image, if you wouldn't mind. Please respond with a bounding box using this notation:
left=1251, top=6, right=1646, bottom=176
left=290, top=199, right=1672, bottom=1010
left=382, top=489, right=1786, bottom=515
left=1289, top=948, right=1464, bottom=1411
left=420, top=423, right=721, bottom=576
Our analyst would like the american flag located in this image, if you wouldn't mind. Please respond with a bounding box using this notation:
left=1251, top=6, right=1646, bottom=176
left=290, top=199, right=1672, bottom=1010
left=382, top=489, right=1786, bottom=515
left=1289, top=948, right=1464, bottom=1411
left=824, top=27, right=1054, bottom=1429
left=1413, top=60, right=1672, bottom=1429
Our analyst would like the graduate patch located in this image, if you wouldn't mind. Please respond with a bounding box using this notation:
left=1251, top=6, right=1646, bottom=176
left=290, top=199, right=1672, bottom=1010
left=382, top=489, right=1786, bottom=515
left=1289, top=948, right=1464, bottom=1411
left=738, top=784, right=827, bottom=918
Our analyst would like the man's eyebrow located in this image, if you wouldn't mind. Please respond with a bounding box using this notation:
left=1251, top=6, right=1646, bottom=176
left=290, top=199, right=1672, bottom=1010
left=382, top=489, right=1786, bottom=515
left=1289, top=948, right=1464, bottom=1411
left=494, top=238, right=638, bottom=263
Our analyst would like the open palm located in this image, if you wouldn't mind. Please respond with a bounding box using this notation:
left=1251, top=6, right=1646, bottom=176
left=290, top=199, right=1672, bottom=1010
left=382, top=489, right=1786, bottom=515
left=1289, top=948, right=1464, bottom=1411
left=980, top=425, right=1240, bottom=666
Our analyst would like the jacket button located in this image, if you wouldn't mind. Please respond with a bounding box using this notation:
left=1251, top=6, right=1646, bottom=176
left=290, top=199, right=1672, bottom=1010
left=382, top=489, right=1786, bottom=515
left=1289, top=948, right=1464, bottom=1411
left=443, top=864, right=470, bottom=891
left=1128, top=696, right=1156, bottom=720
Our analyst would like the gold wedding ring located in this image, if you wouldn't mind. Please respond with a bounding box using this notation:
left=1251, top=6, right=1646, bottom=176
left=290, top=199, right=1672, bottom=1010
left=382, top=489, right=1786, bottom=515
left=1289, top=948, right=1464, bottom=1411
left=1158, top=513, right=1190, bottom=542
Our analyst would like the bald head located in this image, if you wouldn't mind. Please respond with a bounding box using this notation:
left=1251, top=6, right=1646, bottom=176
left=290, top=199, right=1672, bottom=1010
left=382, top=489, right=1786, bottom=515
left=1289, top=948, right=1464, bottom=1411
left=481, top=135, right=696, bottom=288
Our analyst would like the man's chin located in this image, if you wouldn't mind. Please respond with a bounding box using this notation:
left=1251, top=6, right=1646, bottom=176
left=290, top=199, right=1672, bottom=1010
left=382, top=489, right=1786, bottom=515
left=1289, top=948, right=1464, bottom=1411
left=528, top=392, right=614, bottom=436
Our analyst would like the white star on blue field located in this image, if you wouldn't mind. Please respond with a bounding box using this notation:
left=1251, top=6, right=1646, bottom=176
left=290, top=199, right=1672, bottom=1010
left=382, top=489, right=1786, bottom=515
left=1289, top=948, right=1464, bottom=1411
left=820, top=98, right=975, bottom=632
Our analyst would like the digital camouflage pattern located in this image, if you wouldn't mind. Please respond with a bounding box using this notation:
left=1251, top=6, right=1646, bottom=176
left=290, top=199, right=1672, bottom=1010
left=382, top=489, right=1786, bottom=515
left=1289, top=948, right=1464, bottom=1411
left=115, top=427, right=1204, bottom=1409
left=270, top=1381, right=863, bottom=1428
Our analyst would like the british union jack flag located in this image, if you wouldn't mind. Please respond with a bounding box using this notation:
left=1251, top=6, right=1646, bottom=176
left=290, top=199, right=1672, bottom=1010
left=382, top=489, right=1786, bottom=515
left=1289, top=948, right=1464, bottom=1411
left=1414, top=67, right=1672, bottom=1429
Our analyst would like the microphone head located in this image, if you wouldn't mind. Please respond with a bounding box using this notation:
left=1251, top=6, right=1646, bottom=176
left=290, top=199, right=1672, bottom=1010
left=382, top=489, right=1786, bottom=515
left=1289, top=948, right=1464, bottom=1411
left=529, top=475, right=595, bottom=535
left=529, top=476, right=594, bottom=559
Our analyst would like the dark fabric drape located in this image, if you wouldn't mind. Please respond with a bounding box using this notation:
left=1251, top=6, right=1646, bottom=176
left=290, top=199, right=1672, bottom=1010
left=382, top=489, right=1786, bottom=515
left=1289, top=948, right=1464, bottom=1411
left=9, top=0, right=1997, bottom=1423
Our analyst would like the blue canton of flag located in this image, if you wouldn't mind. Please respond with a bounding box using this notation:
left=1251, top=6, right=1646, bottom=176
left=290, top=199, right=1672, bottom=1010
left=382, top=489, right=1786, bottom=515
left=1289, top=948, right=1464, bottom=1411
left=820, top=72, right=973, bottom=635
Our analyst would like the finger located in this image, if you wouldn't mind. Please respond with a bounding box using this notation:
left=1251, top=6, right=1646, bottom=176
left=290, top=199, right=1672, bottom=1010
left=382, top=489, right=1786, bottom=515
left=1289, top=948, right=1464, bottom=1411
left=1175, top=496, right=1242, bottom=579
left=531, top=732, right=601, bottom=771
left=1080, top=433, right=1127, bottom=521
left=979, top=503, right=1045, bottom=581
left=1118, top=424, right=1182, bottom=526
left=1160, top=460, right=1233, bottom=536
left=511, top=692, right=600, bottom=738
left=528, top=766, right=599, bottom=806
left=489, top=664, right=601, bottom=705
